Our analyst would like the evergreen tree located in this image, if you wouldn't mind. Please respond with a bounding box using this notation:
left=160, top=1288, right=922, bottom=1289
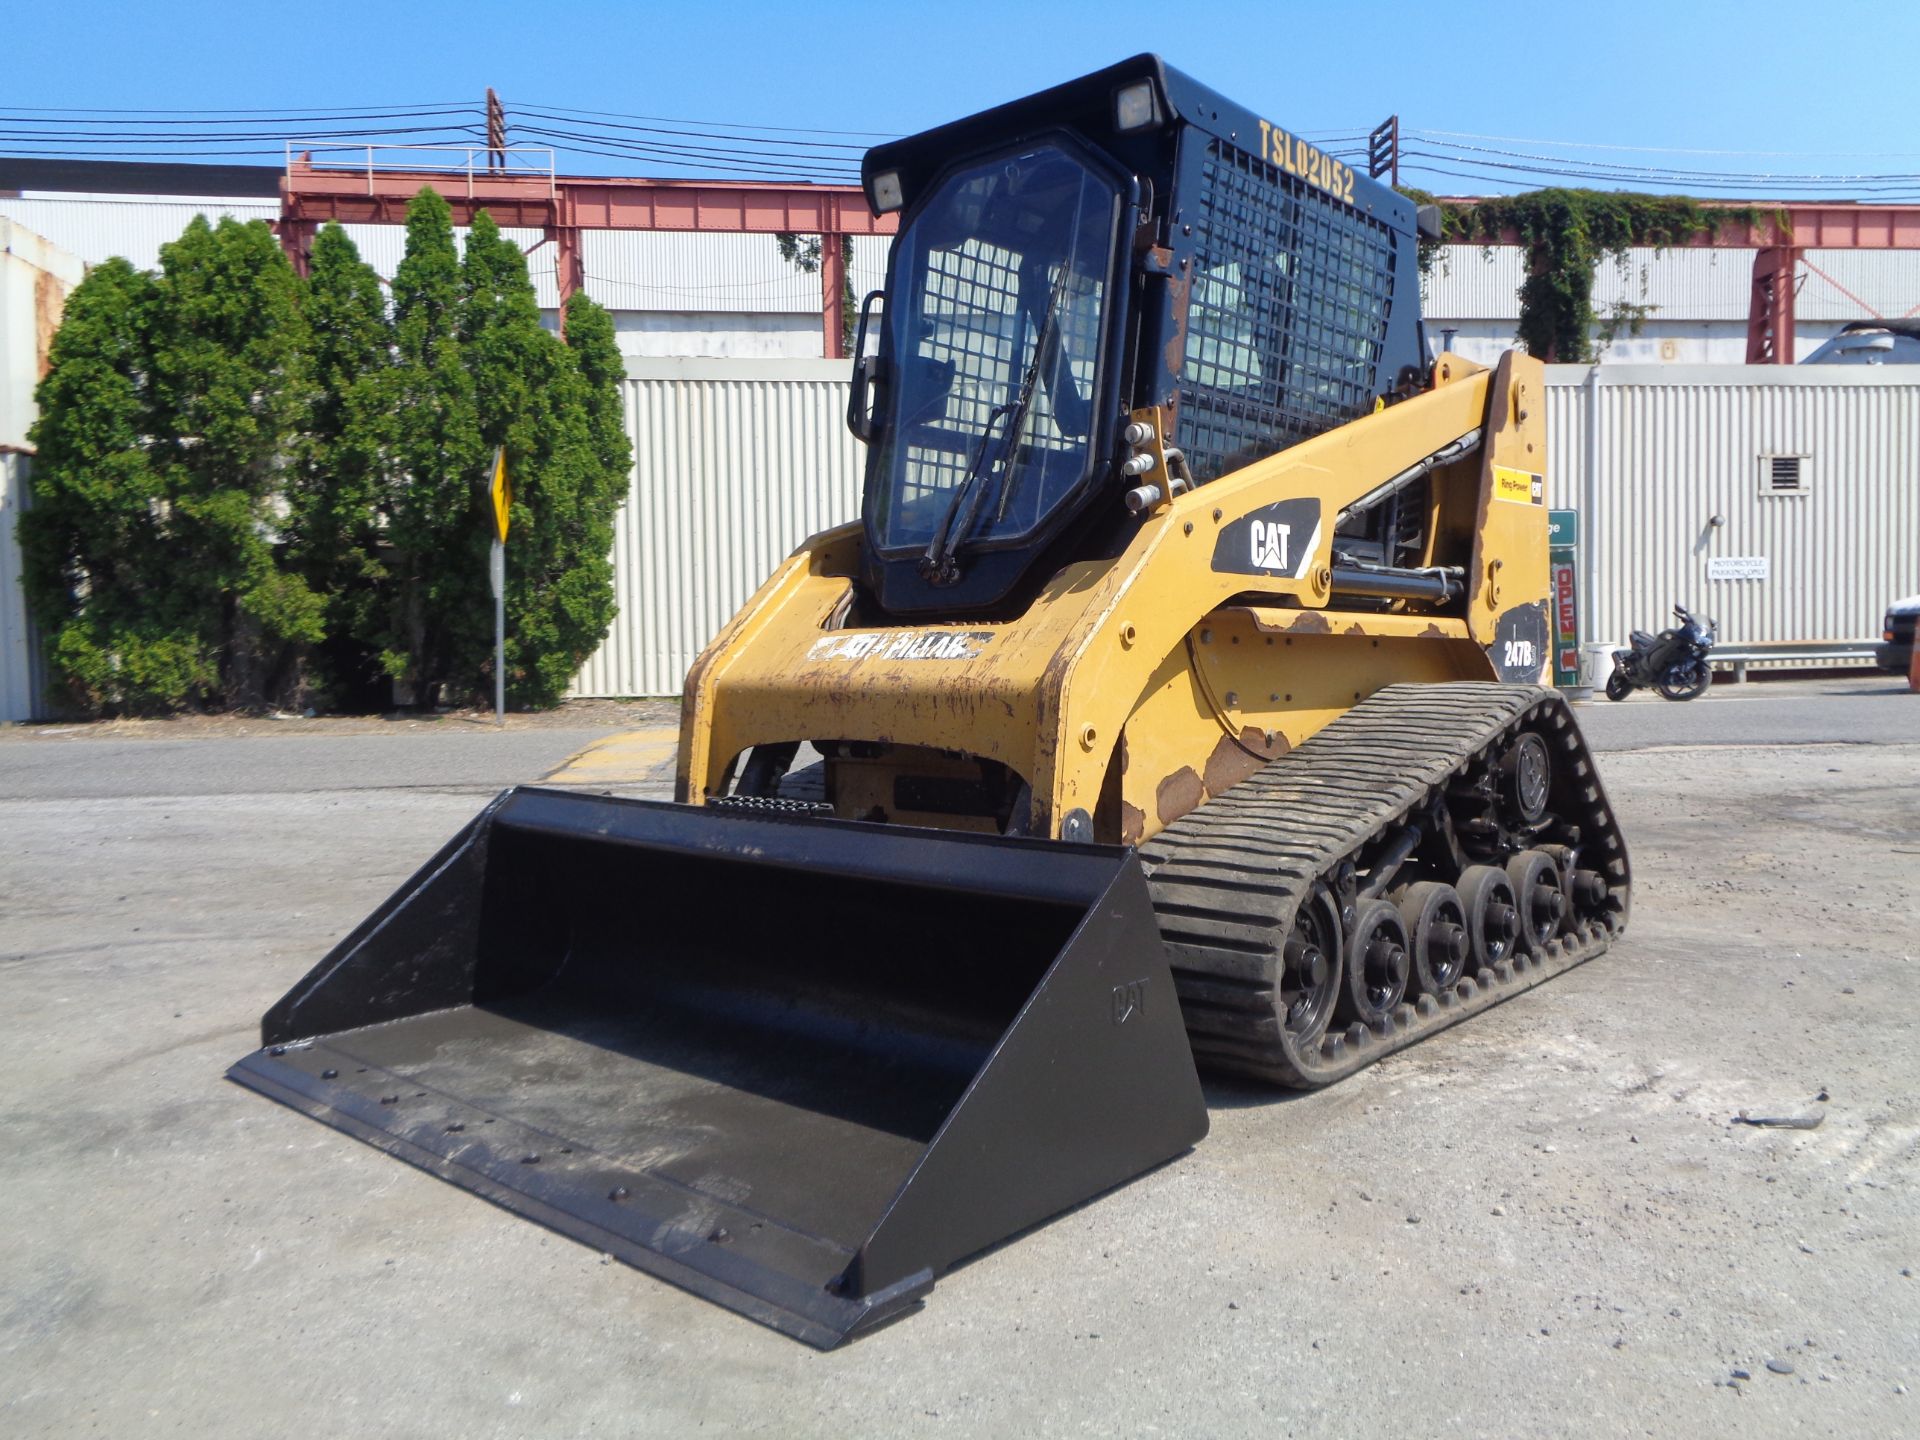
left=533, top=290, right=634, bottom=701
left=564, top=289, right=632, bottom=480
left=146, top=215, right=322, bottom=707
left=287, top=222, right=392, bottom=703
left=17, top=258, right=207, bottom=712
left=26, top=193, right=631, bottom=716
left=452, top=213, right=630, bottom=707
left=371, top=187, right=485, bottom=704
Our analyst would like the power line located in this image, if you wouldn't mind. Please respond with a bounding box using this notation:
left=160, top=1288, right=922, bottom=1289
left=509, top=125, right=859, bottom=181
left=524, top=100, right=899, bottom=140
left=1398, top=158, right=1920, bottom=202
left=1399, top=151, right=1920, bottom=196
left=511, top=120, right=865, bottom=171
left=1403, top=136, right=1920, bottom=187
left=513, top=107, right=872, bottom=153
left=0, top=125, right=489, bottom=146
left=1, top=144, right=389, bottom=159
left=0, top=109, right=481, bottom=129
left=0, top=101, right=478, bottom=116
left=1411, top=126, right=1920, bottom=160
left=11, top=97, right=1920, bottom=200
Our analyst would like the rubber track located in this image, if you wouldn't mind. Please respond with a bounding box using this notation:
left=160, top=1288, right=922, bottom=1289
left=1140, top=682, right=1631, bottom=1087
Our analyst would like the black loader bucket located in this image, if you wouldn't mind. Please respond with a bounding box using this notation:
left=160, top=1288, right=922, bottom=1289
left=228, top=789, right=1207, bottom=1348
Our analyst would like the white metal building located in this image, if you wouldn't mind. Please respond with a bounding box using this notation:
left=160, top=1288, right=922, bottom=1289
left=6, top=189, right=1917, bottom=365
left=1423, top=244, right=1920, bottom=367
left=0, top=220, right=86, bottom=722
left=0, top=192, right=889, bottom=360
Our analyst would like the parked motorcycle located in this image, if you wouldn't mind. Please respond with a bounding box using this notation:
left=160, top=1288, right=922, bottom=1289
left=1607, top=605, right=1717, bottom=701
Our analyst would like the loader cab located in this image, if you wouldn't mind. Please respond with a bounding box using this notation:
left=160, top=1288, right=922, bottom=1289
left=850, top=55, right=1428, bottom=618
left=860, top=139, right=1126, bottom=611
left=854, top=130, right=1139, bottom=615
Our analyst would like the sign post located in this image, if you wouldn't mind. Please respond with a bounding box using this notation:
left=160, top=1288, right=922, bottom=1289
left=1548, top=509, right=1581, bottom=691
left=488, top=447, right=512, bottom=729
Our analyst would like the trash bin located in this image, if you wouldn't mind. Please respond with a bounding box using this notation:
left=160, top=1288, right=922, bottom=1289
left=1580, top=642, right=1618, bottom=696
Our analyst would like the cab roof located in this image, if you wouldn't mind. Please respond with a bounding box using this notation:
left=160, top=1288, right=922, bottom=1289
left=860, top=54, right=1416, bottom=238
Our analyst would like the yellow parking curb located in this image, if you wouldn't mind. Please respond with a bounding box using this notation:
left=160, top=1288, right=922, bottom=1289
left=544, top=723, right=680, bottom=786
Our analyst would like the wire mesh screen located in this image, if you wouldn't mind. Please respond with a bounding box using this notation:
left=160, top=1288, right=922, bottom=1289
left=904, top=238, right=1022, bottom=508
left=1178, top=140, right=1398, bottom=481
left=903, top=244, right=1103, bottom=510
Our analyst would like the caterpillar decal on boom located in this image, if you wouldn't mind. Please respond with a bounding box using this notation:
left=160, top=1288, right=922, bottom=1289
left=231, top=56, right=1629, bottom=1349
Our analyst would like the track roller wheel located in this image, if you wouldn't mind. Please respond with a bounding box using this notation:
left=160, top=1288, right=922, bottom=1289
left=1340, top=898, right=1410, bottom=1029
left=1281, top=883, right=1343, bottom=1046
left=1538, top=843, right=1578, bottom=926
left=1571, top=869, right=1610, bottom=909
left=1456, top=865, right=1520, bottom=972
left=1500, top=731, right=1552, bottom=823
left=1505, top=849, right=1566, bottom=956
left=1394, top=881, right=1469, bottom=996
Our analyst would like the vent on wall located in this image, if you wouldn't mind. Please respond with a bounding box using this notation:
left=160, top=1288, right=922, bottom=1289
left=1759, top=454, right=1808, bottom=495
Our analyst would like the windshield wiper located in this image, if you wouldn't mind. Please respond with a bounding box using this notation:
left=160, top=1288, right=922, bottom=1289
left=919, top=269, right=1070, bottom=586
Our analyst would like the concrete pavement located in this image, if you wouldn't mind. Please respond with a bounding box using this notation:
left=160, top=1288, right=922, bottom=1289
left=2, top=676, right=1916, bottom=1438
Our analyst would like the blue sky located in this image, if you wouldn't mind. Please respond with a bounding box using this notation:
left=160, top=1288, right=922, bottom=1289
left=9, top=0, right=1919, bottom=197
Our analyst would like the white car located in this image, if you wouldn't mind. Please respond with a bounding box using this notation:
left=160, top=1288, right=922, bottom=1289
left=1804, top=321, right=1920, bottom=365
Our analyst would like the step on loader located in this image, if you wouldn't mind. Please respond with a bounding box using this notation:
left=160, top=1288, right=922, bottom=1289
left=232, top=55, right=1629, bottom=1348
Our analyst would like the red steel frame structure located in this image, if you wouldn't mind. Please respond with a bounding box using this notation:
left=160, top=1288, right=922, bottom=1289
left=275, top=158, right=897, bottom=357
left=276, top=157, right=1919, bottom=366
left=1446, top=201, right=1920, bottom=364
left=1714, top=206, right=1920, bottom=363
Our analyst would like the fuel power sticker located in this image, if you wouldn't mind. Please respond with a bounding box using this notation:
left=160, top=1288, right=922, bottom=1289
left=1493, top=465, right=1545, bottom=506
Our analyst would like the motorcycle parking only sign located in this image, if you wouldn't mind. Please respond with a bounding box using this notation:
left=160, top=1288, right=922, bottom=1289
left=1707, top=555, right=1770, bottom=581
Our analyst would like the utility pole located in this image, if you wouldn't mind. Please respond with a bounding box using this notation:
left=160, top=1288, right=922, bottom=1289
left=486, top=87, right=508, bottom=173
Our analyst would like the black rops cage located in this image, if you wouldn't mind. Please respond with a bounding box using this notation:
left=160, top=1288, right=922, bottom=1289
left=860, top=56, right=1426, bottom=482
left=1142, top=62, right=1427, bottom=479
left=855, top=57, right=1427, bottom=614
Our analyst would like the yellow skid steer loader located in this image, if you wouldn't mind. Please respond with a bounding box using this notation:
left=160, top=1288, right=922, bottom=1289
left=231, top=56, right=1628, bottom=1348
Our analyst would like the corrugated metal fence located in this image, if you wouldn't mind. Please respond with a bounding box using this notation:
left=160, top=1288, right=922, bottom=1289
left=1544, top=364, right=1920, bottom=654
left=576, top=361, right=1920, bottom=697
left=573, top=359, right=864, bottom=697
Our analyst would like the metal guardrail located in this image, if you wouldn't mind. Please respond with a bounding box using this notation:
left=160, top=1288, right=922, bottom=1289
left=1707, top=640, right=1879, bottom=680
left=286, top=142, right=558, bottom=198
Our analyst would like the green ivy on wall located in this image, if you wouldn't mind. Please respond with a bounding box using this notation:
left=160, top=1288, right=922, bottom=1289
left=1401, top=187, right=1774, bottom=363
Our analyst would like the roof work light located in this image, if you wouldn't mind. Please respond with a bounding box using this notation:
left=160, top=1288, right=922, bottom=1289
left=1114, top=80, right=1162, bottom=132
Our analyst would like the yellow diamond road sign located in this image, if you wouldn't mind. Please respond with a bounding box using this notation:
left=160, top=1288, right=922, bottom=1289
left=489, top=447, right=512, bottom=543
